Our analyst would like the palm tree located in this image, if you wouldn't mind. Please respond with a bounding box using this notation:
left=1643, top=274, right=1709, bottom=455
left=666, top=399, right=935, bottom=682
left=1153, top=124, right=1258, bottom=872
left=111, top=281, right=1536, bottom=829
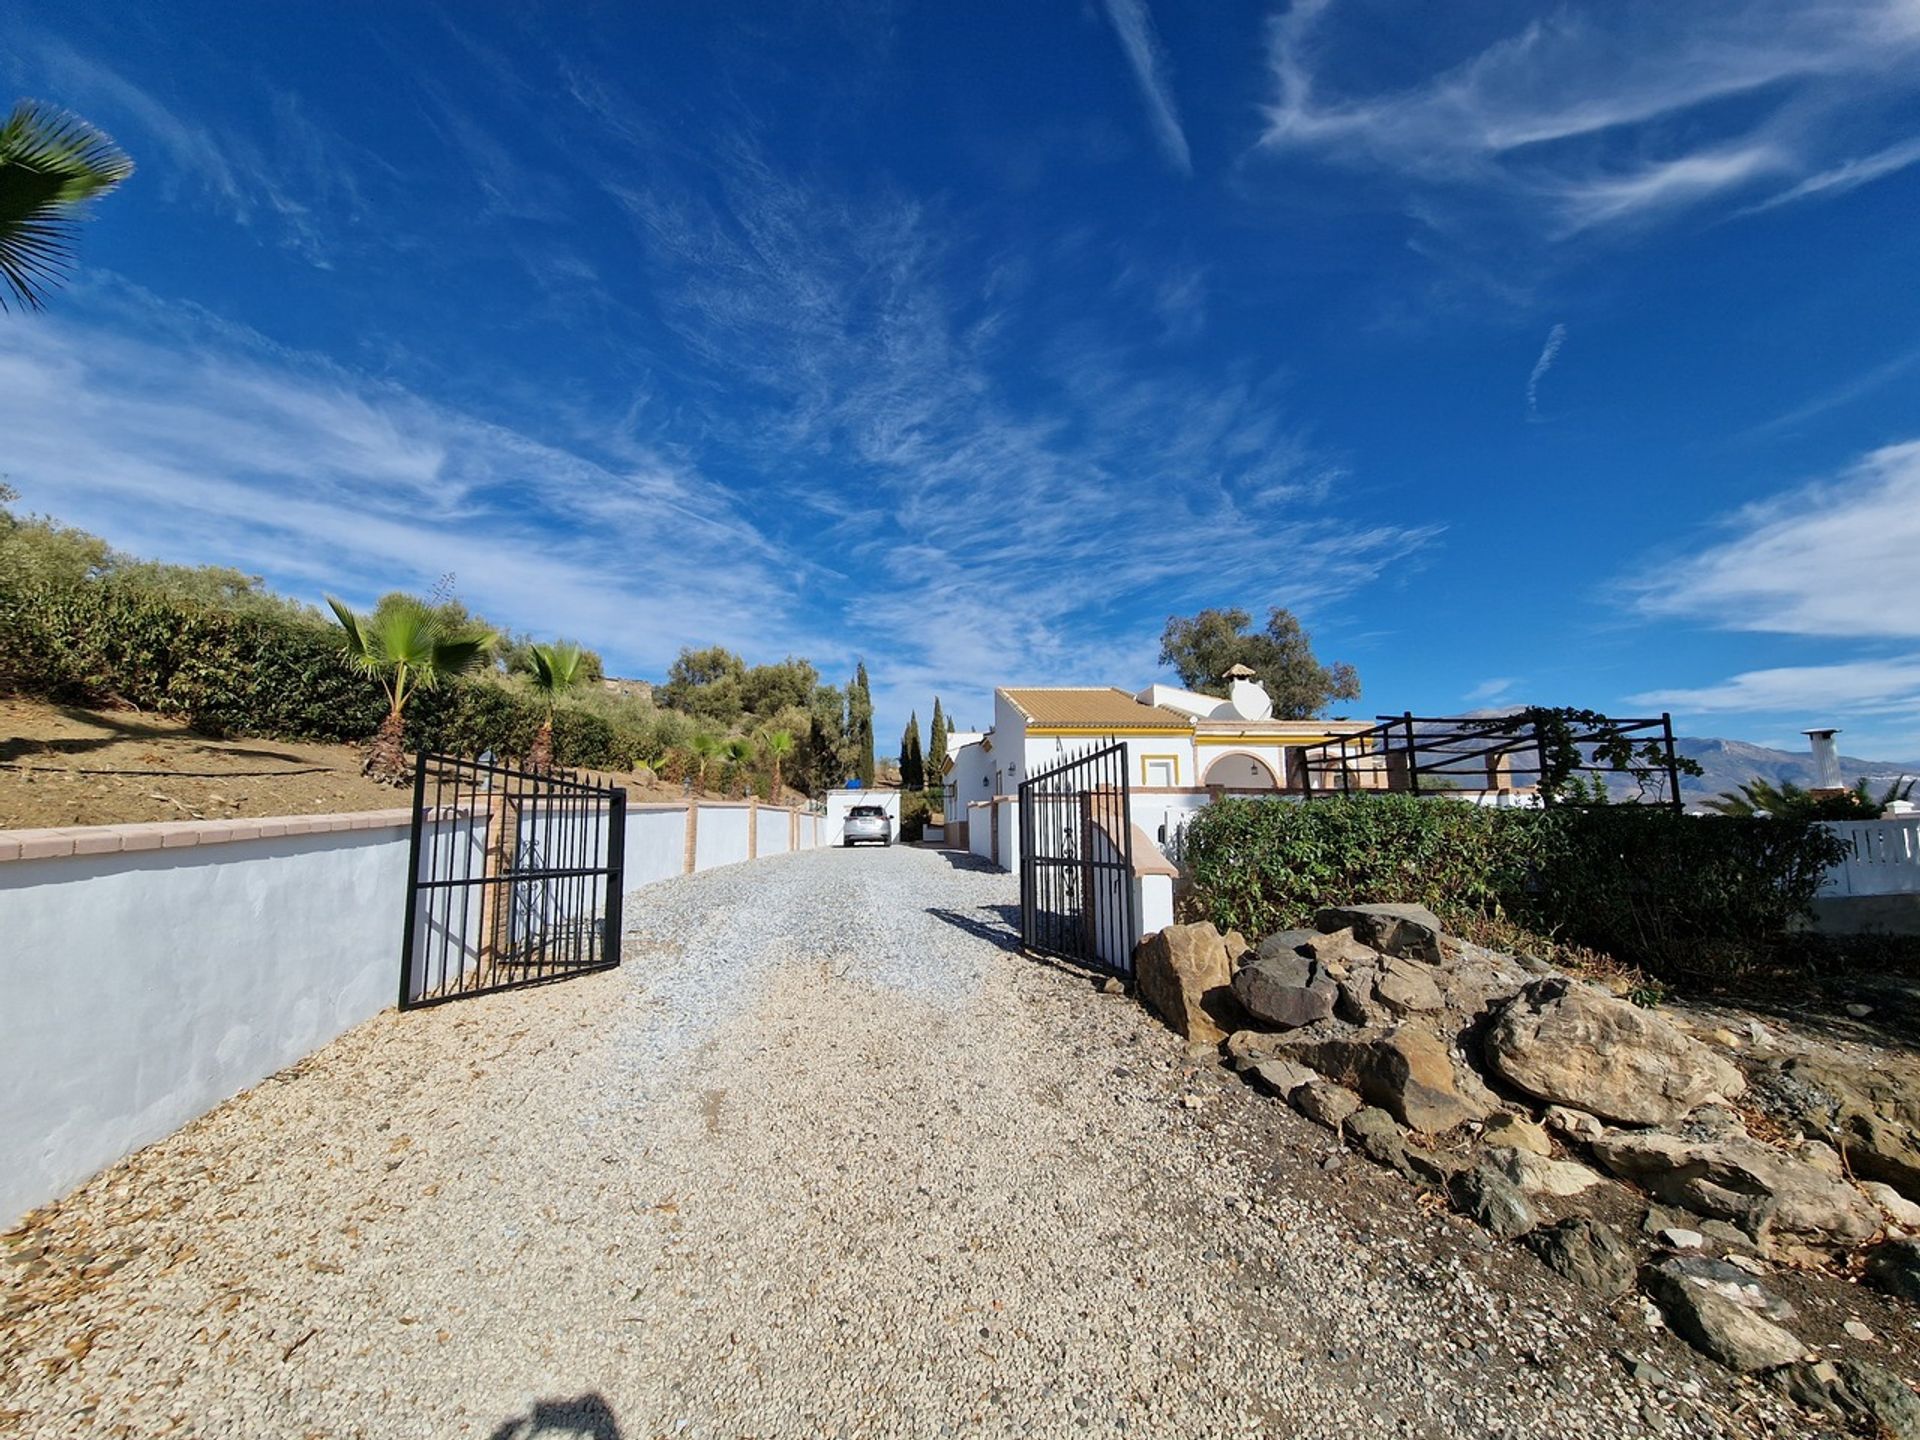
left=1703, top=775, right=1914, bottom=820
left=526, top=641, right=588, bottom=770
left=688, top=730, right=725, bottom=792
left=327, top=596, right=493, bottom=783
left=1, top=102, right=134, bottom=312
left=761, top=728, right=795, bottom=800
left=723, top=737, right=755, bottom=798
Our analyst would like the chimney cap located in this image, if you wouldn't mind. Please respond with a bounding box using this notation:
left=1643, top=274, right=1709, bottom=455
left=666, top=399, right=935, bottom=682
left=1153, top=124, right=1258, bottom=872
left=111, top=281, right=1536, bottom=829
left=1221, top=663, right=1258, bottom=680
left=1801, top=727, right=1842, bottom=740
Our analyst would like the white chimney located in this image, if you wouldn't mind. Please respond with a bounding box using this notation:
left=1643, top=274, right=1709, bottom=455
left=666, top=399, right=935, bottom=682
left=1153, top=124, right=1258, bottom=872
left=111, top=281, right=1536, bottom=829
left=1803, top=728, right=1841, bottom=790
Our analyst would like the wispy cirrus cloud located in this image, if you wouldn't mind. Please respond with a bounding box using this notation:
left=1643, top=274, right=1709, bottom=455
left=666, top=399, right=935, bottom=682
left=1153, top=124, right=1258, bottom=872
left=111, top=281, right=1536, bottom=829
left=1633, top=439, right=1920, bottom=639
left=25, top=37, right=381, bottom=267
left=604, top=124, right=1433, bottom=718
left=1629, top=658, right=1920, bottom=716
left=1624, top=439, right=1920, bottom=748
left=1258, top=0, right=1920, bottom=238
left=0, top=282, right=807, bottom=673
left=1525, top=322, right=1565, bottom=421
left=1740, top=136, right=1920, bottom=213
left=1100, top=0, right=1192, bottom=175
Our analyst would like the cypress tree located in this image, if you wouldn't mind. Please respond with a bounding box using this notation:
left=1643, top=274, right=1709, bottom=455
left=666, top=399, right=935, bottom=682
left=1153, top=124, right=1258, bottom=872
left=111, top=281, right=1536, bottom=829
left=900, top=711, right=924, bottom=790
left=853, top=661, right=876, bottom=787
left=928, top=697, right=948, bottom=778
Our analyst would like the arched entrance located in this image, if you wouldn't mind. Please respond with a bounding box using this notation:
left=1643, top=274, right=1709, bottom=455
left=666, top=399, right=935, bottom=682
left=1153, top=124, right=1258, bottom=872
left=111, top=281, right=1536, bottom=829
left=1201, top=752, right=1280, bottom=790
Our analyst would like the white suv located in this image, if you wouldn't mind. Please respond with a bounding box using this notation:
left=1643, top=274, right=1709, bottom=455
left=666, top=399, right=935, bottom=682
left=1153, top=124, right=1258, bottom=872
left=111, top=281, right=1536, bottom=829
left=842, top=805, right=892, bottom=847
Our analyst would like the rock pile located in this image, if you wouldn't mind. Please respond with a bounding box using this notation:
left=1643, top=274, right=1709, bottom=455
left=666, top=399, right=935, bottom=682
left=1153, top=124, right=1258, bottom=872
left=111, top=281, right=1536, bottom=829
left=1135, top=905, right=1920, bottom=1435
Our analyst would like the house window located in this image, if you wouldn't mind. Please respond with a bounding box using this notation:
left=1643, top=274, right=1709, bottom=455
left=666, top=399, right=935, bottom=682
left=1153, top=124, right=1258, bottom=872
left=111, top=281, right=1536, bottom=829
left=1143, top=757, right=1176, bottom=787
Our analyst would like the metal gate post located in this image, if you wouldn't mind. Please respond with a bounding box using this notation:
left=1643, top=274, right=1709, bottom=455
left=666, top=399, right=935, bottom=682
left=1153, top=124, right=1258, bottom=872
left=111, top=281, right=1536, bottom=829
left=398, top=749, right=429, bottom=1011
left=604, top=786, right=627, bottom=961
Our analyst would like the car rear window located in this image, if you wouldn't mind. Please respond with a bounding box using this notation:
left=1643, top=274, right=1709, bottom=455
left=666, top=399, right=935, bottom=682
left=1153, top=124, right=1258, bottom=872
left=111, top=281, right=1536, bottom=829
left=849, top=806, right=885, bottom=817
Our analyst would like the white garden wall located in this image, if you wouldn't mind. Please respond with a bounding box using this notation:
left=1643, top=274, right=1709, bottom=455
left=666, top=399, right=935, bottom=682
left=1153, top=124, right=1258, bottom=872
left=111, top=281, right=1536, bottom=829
left=754, top=805, right=785, bottom=858
left=625, top=805, right=692, bottom=888
left=695, top=805, right=753, bottom=869
left=0, top=815, right=412, bottom=1226
left=0, top=793, right=823, bottom=1225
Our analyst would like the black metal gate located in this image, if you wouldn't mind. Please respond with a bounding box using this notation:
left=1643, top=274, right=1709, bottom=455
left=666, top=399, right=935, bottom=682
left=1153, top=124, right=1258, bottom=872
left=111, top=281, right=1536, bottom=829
left=1018, top=742, right=1138, bottom=975
left=400, top=752, right=627, bottom=1009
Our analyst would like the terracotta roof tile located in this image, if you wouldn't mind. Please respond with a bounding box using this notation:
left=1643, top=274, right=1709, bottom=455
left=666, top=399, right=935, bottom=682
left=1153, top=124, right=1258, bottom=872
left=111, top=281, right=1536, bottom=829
left=999, top=687, right=1192, bottom=728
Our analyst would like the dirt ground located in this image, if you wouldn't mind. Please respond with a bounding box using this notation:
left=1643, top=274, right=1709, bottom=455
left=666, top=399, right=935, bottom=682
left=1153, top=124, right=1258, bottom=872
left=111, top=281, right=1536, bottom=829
left=0, top=698, right=757, bottom=829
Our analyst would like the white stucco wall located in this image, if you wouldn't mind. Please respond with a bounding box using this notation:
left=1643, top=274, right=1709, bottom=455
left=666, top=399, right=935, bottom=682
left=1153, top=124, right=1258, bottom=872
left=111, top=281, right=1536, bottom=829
left=1134, top=791, right=1216, bottom=853
left=0, top=791, right=821, bottom=1225
left=966, top=795, right=1022, bottom=870
left=694, top=805, right=753, bottom=870
left=1016, top=731, right=1199, bottom=792
left=0, top=823, right=413, bottom=1226
left=947, top=740, right=995, bottom=814
left=753, top=806, right=785, bottom=858
left=624, top=805, right=689, bottom=887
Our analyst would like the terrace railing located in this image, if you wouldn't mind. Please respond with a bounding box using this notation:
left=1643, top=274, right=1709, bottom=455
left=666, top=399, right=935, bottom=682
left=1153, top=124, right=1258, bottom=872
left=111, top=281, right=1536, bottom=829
left=1289, top=711, right=1687, bottom=811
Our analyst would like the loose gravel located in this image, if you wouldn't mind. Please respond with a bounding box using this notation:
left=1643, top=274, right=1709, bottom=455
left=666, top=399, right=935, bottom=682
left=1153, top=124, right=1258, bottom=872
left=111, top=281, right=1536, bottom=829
left=1, top=846, right=1819, bottom=1438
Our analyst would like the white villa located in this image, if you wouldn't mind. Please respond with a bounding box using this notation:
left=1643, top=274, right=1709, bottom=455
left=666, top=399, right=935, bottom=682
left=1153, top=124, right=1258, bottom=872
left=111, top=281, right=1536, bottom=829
left=943, top=669, right=1378, bottom=864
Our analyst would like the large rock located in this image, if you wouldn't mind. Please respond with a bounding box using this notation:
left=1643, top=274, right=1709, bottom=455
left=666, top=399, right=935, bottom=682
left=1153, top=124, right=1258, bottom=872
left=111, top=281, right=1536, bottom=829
left=1288, top=1026, right=1489, bottom=1135
left=1482, top=1112, right=1552, bottom=1156
left=1643, top=1258, right=1807, bottom=1373
left=1374, top=956, right=1443, bottom=1014
left=1315, top=903, right=1444, bottom=963
left=1773, top=1053, right=1920, bottom=1202
left=1232, top=955, right=1337, bottom=1030
left=1484, top=978, right=1745, bottom=1125
left=1225, top=1028, right=1295, bottom=1071
left=1453, top=1162, right=1537, bottom=1238
left=1485, top=1146, right=1606, bottom=1199
left=1305, top=927, right=1378, bottom=968
left=1525, top=1217, right=1635, bottom=1297
left=1777, top=1360, right=1920, bottom=1440
left=1293, top=1080, right=1361, bottom=1130
left=1255, top=928, right=1319, bottom=963
left=1865, top=1238, right=1920, bottom=1303
left=1342, top=1106, right=1415, bottom=1178
left=1135, top=923, right=1237, bottom=1044
left=1247, top=1058, right=1317, bottom=1100
left=1592, top=1130, right=1881, bottom=1247
left=1335, top=968, right=1389, bottom=1026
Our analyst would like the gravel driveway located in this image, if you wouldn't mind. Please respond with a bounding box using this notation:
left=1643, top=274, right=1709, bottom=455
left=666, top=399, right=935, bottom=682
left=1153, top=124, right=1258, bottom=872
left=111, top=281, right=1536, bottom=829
left=2, top=847, right=1810, bottom=1439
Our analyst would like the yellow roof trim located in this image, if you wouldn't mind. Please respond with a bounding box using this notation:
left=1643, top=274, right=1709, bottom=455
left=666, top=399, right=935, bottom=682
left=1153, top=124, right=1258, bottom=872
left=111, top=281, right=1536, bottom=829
left=1028, top=725, right=1194, bottom=737
left=1196, top=733, right=1343, bottom=746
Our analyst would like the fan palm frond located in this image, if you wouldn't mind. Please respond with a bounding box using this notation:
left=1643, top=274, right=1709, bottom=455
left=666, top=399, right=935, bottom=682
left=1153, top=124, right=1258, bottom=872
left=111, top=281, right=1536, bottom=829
left=528, top=642, right=589, bottom=706
left=0, top=101, right=134, bottom=312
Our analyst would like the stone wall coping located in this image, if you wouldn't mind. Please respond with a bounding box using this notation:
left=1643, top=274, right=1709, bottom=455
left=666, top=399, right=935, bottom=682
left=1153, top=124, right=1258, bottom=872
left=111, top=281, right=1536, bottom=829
left=0, top=799, right=825, bottom=863
left=0, top=809, right=417, bottom=863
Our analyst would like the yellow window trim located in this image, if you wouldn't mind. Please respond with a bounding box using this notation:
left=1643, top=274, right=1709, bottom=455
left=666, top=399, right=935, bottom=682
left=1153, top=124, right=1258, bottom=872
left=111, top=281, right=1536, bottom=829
left=1139, top=752, right=1181, bottom=785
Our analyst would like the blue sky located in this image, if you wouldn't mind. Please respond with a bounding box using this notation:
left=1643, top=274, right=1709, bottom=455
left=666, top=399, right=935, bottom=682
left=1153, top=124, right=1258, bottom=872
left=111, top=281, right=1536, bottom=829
left=6, top=2, right=1920, bottom=756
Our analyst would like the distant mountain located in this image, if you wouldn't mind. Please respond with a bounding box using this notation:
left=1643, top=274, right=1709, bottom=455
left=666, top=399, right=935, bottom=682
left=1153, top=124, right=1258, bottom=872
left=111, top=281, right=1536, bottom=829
left=1676, top=737, right=1920, bottom=803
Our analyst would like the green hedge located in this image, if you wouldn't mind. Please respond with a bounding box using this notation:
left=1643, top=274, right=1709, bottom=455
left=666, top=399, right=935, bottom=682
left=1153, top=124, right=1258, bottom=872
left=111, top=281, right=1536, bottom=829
left=1178, top=794, right=1846, bottom=982
left=0, top=575, right=640, bottom=770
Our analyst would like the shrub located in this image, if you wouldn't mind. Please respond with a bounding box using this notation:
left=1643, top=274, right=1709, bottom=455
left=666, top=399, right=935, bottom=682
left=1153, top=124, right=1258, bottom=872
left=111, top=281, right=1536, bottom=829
left=1179, top=795, right=1846, bottom=985
left=1178, top=794, right=1536, bottom=935
left=1523, top=806, right=1846, bottom=980
left=899, top=790, right=932, bottom=841
left=0, top=528, right=824, bottom=790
